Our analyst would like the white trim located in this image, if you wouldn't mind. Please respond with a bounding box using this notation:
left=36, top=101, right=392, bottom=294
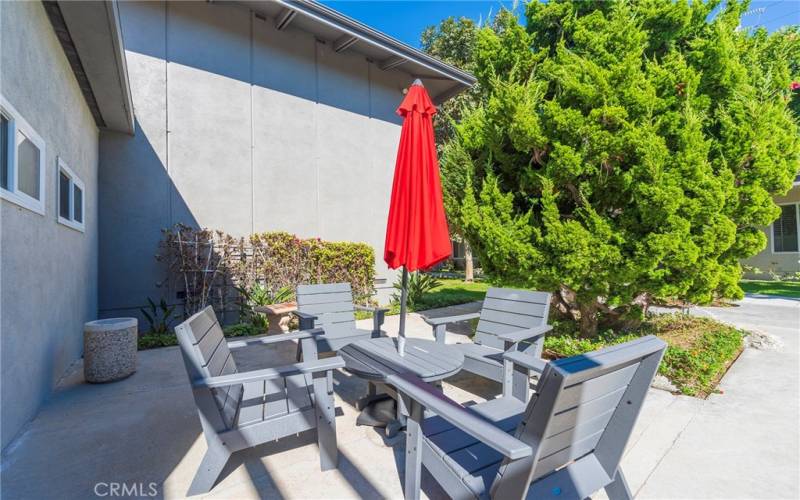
left=56, top=156, right=85, bottom=233
left=771, top=202, right=800, bottom=254
left=0, top=95, right=46, bottom=215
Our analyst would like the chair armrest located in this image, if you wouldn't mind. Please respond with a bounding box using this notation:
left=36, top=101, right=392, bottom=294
left=355, top=304, right=389, bottom=335
left=496, top=324, right=552, bottom=343
left=292, top=310, right=318, bottom=330
left=422, top=312, right=481, bottom=327
left=227, top=328, right=323, bottom=349
left=354, top=304, right=390, bottom=314
left=389, top=372, right=532, bottom=460
left=503, top=350, right=547, bottom=373
left=193, top=356, right=345, bottom=389
left=292, top=310, right=318, bottom=321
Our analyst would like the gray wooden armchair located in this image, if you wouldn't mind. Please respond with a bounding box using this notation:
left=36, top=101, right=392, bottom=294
left=423, top=287, right=552, bottom=401
left=175, top=306, right=344, bottom=495
left=392, top=335, right=666, bottom=500
left=294, top=282, right=388, bottom=356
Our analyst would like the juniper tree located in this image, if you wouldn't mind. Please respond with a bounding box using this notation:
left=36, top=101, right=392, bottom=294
left=443, top=0, right=800, bottom=336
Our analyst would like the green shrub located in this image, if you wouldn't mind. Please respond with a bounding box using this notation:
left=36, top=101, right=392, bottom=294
left=223, top=323, right=264, bottom=337
left=236, top=283, right=292, bottom=328
left=159, top=226, right=376, bottom=319
left=138, top=333, right=178, bottom=350
left=139, top=297, right=177, bottom=335
left=249, top=232, right=375, bottom=304
left=138, top=323, right=266, bottom=351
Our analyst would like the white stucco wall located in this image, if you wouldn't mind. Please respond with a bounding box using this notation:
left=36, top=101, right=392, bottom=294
left=0, top=1, right=99, bottom=450
left=99, top=1, right=408, bottom=320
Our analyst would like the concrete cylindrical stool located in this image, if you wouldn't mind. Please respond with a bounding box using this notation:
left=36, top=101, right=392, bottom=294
left=83, top=318, right=138, bottom=383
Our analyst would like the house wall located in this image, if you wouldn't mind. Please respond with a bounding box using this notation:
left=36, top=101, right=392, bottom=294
left=741, top=185, right=800, bottom=279
left=0, top=1, right=99, bottom=450
left=99, top=1, right=407, bottom=321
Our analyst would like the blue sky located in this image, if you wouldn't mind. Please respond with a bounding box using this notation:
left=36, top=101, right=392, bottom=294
left=320, top=0, right=799, bottom=48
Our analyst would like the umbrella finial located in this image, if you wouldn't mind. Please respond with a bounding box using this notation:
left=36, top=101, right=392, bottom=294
left=412, top=78, right=423, bottom=86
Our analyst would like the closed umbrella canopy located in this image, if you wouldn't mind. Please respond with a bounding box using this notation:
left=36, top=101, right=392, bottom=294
left=384, top=81, right=451, bottom=271
left=384, top=80, right=451, bottom=355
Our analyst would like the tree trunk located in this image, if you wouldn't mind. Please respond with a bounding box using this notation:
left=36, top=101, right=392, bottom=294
left=578, top=302, right=599, bottom=338
left=464, top=240, right=474, bottom=282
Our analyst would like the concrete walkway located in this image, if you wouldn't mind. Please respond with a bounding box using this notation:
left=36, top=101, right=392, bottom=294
left=630, top=297, right=799, bottom=499
left=1, top=298, right=797, bottom=499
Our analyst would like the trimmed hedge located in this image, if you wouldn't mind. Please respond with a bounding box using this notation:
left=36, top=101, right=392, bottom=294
left=249, top=231, right=375, bottom=303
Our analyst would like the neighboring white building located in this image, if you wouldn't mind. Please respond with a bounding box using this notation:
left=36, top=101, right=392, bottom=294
left=0, top=0, right=473, bottom=451
left=741, top=178, right=800, bottom=280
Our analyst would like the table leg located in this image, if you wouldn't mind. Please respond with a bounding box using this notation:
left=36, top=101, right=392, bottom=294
left=356, top=381, right=390, bottom=411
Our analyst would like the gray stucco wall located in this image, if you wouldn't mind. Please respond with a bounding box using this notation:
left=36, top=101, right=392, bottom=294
left=0, top=1, right=99, bottom=450
left=100, top=1, right=407, bottom=320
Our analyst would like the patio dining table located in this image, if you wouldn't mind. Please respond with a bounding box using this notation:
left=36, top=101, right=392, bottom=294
left=340, top=337, right=464, bottom=438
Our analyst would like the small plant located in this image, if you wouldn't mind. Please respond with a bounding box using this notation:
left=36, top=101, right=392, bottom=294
left=140, top=297, right=177, bottom=335
left=236, top=283, right=293, bottom=328
left=392, top=272, right=442, bottom=308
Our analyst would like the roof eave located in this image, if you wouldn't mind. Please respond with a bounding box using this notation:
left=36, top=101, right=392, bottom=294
left=233, top=0, right=476, bottom=103
left=45, top=0, right=134, bottom=135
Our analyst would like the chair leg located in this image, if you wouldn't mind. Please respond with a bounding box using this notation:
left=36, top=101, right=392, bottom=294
left=605, top=468, right=632, bottom=500
left=313, top=372, right=338, bottom=471
left=511, top=366, right=529, bottom=403
left=403, top=398, right=423, bottom=500
left=187, top=444, right=231, bottom=496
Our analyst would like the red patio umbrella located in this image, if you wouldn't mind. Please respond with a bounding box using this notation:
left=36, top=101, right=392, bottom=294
left=384, top=79, right=451, bottom=355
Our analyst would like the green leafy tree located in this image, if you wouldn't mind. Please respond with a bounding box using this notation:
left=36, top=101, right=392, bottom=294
left=422, top=13, right=524, bottom=280
left=442, top=0, right=800, bottom=336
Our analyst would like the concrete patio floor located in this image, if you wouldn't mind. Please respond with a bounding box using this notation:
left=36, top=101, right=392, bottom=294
left=1, top=297, right=797, bottom=499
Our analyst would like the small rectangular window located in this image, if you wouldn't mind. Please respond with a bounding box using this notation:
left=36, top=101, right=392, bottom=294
left=1, top=95, right=45, bottom=214
left=1, top=113, right=8, bottom=190
left=773, top=204, right=799, bottom=253
left=57, top=157, right=85, bottom=232
left=17, top=132, right=41, bottom=200
left=73, top=184, right=83, bottom=223
left=59, top=171, right=70, bottom=218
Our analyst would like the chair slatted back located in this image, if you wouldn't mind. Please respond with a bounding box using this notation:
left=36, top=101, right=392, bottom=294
left=175, top=306, right=243, bottom=430
left=475, top=287, right=551, bottom=349
left=296, top=283, right=356, bottom=334
left=492, top=336, right=666, bottom=498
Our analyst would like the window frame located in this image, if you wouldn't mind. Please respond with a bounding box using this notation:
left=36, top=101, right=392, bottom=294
left=0, top=94, right=46, bottom=215
left=56, top=157, right=85, bottom=233
left=771, top=202, right=800, bottom=254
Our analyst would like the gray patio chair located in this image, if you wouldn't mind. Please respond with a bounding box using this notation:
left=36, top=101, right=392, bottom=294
left=175, top=306, right=344, bottom=495
left=293, top=282, right=388, bottom=357
left=392, top=335, right=666, bottom=500
left=423, top=287, right=552, bottom=402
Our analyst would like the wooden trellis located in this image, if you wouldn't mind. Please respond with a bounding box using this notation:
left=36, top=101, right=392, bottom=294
left=157, top=225, right=375, bottom=321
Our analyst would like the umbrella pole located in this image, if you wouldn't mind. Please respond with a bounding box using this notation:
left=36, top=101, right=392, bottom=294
left=397, top=267, right=408, bottom=356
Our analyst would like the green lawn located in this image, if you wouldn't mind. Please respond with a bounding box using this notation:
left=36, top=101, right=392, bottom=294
left=739, top=279, right=800, bottom=298
left=413, top=278, right=489, bottom=311
left=355, top=278, right=490, bottom=318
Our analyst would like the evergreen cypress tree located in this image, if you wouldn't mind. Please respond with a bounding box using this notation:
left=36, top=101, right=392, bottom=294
left=442, top=0, right=800, bottom=336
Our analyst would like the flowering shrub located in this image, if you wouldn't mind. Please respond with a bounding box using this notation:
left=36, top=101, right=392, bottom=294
left=158, top=225, right=375, bottom=318
left=249, top=231, right=375, bottom=303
